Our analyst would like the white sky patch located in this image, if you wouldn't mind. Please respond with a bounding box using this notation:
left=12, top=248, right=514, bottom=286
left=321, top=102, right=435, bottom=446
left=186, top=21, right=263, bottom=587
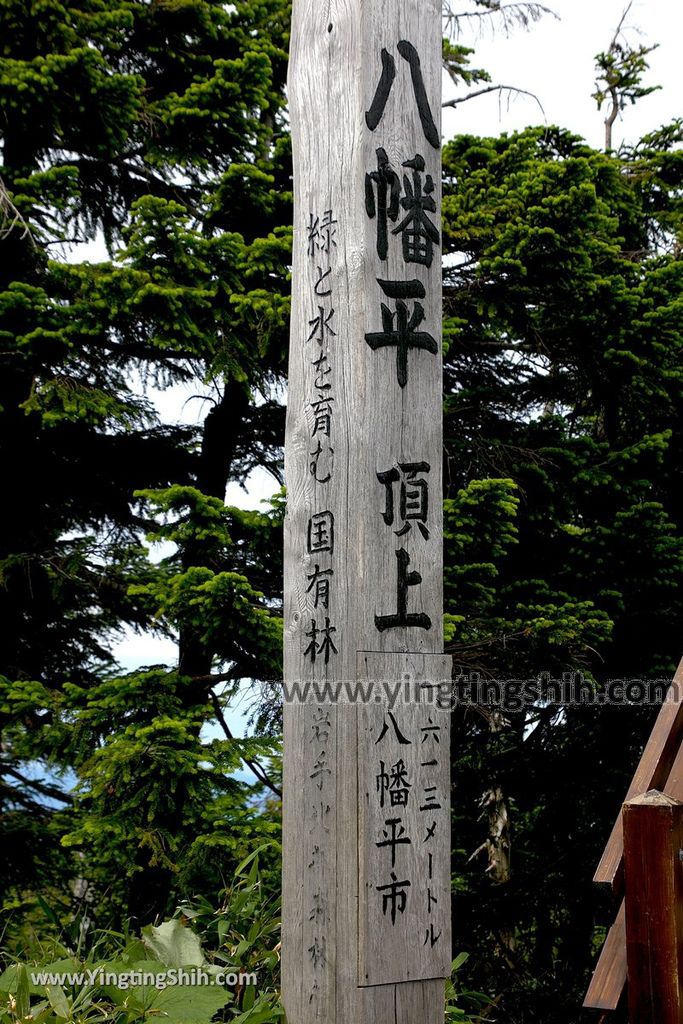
left=443, top=0, right=683, bottom=149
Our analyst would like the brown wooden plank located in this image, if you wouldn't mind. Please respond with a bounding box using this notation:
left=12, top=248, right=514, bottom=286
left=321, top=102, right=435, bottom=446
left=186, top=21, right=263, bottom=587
left=663, top=728, right=683, bottom=801
left=583, top=900, right=626, bottom=1012
left=623, top=791, right=683, bottom=1023
left=593, top=658, right=683, bottom=893
left=585, top=674, right=683, bottom=1016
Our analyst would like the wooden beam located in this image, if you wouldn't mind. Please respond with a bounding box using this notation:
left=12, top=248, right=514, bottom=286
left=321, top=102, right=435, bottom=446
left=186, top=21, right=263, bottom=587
left=623, top=791, right=683, bottom=1023
left=593, top=659, right=683, bottom=894
left=583, top=900, right=627, bottom=1013
left=585, top=662, right=683, bottom=1014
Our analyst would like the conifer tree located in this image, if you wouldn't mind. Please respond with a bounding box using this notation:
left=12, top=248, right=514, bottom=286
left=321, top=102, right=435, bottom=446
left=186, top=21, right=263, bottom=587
left=441, top=119, right=683, bottom=1019
left=0, top=0, right=291, bottom=925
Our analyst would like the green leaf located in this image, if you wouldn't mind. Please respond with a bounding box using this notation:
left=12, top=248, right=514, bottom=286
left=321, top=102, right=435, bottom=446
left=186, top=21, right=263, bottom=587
left=147, top=983, right=229, bottom=1024
left=452, top=952, right=469, bottom=972
left=46, top=984, right=70, bottom=1019
left=16, top=966, right=30, bottom=1020
left=142, top=919, right=205, bottom=969
left=231, top=993, right=284, bottom=1024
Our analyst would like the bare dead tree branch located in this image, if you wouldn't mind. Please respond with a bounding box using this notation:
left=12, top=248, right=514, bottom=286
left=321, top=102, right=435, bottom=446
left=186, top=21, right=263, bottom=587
left=603, top=2, right=633, bottom=151
left=443, top=83, right=547, bottom=122
left=0, top=177, right=36, bottom=246
left=595, top=2, right=659, bottom=151
left=443, top=1, right=558, bottom=39
left=609, top=1, right=635, bottom=58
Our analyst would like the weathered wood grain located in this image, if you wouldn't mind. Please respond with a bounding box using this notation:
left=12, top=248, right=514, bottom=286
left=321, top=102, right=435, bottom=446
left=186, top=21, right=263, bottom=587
left=283, top=1, right=448, bottom=1021
left=357, top=652, right=451, bottom=987
left=623, top=791, right=683, bottom=1023
left=583, top=900, right=626, bottom=1013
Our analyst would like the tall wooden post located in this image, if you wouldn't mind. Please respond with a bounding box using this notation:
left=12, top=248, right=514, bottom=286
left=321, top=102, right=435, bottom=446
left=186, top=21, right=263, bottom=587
left=623, top=791, right=683, bottom=1024
left=282, top=2, right=451, bottom=1023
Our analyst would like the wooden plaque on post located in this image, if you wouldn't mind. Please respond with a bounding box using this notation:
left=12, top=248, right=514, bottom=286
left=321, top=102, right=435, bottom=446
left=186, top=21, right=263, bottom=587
left=282, top=3, right=450, bottom=1022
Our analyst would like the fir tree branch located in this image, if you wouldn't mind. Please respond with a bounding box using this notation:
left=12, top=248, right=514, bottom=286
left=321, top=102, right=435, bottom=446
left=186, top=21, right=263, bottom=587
left=1, top=764, right=73, bottom=805
left=209, top=691, right=282, bottom=797
left=0, top=780, right=43, bottom=811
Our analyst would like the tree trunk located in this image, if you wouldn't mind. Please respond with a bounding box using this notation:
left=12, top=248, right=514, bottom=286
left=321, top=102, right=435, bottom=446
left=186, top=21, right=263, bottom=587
left=128, top=377, right=250, bottom=924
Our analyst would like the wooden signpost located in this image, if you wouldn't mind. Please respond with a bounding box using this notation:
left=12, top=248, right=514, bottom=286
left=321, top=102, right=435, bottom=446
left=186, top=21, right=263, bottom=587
left=282, top=2, right=451, bottom=1022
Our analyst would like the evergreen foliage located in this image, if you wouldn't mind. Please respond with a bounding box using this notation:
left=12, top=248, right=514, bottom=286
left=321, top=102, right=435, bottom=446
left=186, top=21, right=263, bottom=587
left=0, top=0, right=290, bottom=928
left=1, top=3, right=683, bottom=1022
left=442, top=121, right=683, bottom=1018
